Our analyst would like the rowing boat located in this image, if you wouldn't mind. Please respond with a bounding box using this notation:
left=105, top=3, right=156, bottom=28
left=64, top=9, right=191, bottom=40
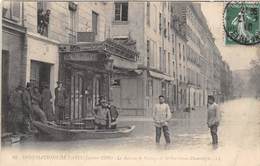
left=32, top=121, right=135, bottom=141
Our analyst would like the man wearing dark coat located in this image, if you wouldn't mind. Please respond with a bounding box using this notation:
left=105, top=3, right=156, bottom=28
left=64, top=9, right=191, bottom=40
left=54, top=81, right=67, bottom=123
left=41, top=83, right=54, bottom=121
left=9, top=85, right=24, bottom=134
left=22, top=83, right=33, bottom=132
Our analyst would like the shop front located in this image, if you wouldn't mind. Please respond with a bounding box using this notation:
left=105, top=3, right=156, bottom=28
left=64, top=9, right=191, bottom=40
left=59, top=39, right=138, bottom=120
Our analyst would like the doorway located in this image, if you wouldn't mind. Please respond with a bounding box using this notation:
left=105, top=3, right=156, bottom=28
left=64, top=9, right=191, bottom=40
left=30, top=60, right=51, bottom=91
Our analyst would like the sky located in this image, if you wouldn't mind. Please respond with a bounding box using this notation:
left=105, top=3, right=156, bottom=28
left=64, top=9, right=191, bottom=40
left=201, top=2, right=258, bottom=71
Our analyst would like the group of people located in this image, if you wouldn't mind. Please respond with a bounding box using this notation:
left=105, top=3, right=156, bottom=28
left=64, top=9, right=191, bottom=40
left=37, top=9, right=51, bottom=35
left=8, top=81, right=67, bottom=135
left=152, top=95, right=220, bottom=147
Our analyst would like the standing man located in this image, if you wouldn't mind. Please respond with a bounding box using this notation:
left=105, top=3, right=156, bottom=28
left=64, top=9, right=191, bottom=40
left=55, top=81, right=67, bottom=123
left=207, top=95, right=221, bottom=146
left=9, top=85, right=24, bottom=134
left=22, top=82, right=33, bottom=133
left=93, top=97, right=111, bottom=129
left=41, top=83, right=54, bottom=121
left=153, top=95, right=172, bottom=145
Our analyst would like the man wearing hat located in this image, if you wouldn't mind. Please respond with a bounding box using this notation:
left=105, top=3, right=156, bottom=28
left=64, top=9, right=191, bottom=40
left=9, top=85, right=25, bottom=134
left=54, top=81, right=67, bottom=123
left=93, top=97, right=111, bottom=129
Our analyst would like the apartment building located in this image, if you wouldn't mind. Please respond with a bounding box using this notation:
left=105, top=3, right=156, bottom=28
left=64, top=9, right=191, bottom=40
left=104, top=1, right=175, bottom=116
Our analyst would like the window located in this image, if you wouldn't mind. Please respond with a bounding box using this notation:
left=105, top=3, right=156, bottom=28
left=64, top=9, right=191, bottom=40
left=152, top=5, right=157, bottom=32
left=159, top=13, right=162, bottom=34
left=159, top=47, right=163, bottom=71
left=92, top=11, right=98, bottom=34
left=182, top=45, right=185, bottom=61
left=163, top=17, right=167, bottom=38
left=163, top=49, right=167, bottom=73
left=69, top=3, right=77, bottom=43
left=37, top=1, right=50, bottom=36
left=168, top=53, right=171, bottom=74
left=146, top=2, right=150, bottom=26
left=146, top=79, right=153, bottom=97
left=11, top=1, right=20, bottom=21
left=115, top=2, right=128, bottom=21
left=178, top=43, right=181, bottom=60
left=147, top=40, right=150, bottom=66
left=168, top=22, right=170, bottom=40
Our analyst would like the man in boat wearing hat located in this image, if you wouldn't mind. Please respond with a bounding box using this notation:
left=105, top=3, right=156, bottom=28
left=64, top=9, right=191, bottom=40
left=93, top=97, right=112, bottom=130
left=54, top=81, right=67, bottom=123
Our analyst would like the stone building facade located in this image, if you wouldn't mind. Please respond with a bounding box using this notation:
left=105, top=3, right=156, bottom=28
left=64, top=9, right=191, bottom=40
left=2, top=1, right=232, bottom=123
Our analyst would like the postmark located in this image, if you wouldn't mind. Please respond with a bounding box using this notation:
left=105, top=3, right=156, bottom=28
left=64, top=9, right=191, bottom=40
left=224, top=1, right=260, bottom=45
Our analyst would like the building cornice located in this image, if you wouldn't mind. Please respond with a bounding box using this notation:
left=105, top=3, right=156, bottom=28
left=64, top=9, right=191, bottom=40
left=2, top=18, right=26, bottom=34
left=27, top=31, right=60, bottom=45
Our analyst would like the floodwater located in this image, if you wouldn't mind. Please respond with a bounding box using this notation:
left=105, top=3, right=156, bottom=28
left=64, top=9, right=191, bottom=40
left=2, top=98, right=260, bottom=166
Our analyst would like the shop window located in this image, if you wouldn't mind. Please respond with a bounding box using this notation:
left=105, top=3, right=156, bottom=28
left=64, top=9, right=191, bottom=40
left=37, top=1, right=51, bottom=37
left=115, top=2, right=128, bottom=21
left=92, top=11, right=98, bottom=35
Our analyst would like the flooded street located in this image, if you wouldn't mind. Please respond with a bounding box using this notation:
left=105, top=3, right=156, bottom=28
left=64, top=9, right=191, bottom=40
left=2, top=98, right=260, bottom=166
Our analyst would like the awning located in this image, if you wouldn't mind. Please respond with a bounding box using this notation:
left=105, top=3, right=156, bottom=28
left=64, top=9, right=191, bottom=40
left=149, top=71, right=175, bottom=81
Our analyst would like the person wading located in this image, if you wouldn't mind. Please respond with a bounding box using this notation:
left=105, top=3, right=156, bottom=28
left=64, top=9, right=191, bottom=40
left=207, top=95, right=221, bottom=147
left=153, top=95, right=172, bottom=145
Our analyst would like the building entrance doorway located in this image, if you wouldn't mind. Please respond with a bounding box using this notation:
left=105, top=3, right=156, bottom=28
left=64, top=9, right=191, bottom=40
left=30, top=60, right=51, bottom=91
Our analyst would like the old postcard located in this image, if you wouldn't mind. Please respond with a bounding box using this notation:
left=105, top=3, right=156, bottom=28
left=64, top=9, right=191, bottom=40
left=1, top=0, right=260, bottom=166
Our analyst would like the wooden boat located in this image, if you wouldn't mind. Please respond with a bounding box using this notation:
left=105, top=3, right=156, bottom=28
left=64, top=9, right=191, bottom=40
left=32, top=121, right=135, bottom=141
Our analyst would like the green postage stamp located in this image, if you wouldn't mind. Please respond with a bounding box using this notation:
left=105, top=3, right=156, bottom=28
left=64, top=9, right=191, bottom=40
left=224, top=2, right=260, bottom=45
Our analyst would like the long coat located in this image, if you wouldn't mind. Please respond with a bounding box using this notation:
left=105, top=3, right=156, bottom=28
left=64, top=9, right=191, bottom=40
left=54, top=87, right=67, bottom=107
left=41, top=88, right=54, bottom=121
left=22, top=88, right=32, bottom=114
left=9, top=90, right=24, bottom=123
left=94, top=105, right=111, bottom=126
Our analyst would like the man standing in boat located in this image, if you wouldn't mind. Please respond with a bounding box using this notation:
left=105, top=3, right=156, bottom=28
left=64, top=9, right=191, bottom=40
left=153, top=95, right=172, bottom=145
left=54, top=81, right=67, bottom=124
left=93, top=97, right=111, bottom=129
